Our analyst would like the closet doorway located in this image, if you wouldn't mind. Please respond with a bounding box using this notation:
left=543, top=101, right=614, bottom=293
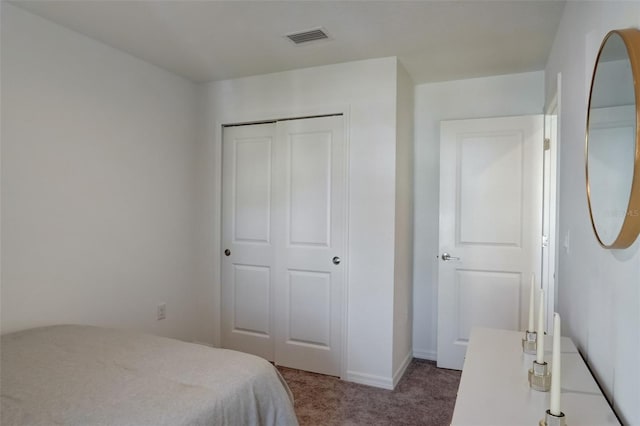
left=221, top=115, right=346, bottom=377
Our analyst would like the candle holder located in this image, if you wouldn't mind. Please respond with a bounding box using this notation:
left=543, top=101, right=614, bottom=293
left=528, top=360, right=551, bottom=392
left=538, top=409, right=567, bottom=426
left=522, top=330, right=537, bottom=354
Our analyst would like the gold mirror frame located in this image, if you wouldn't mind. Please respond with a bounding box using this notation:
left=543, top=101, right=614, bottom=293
left=586, top=28, right=640, bottom=249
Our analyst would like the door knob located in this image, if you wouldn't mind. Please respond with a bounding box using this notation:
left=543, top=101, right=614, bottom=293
left=224, top=249, right=231, bottom=256
left=441, top=252, right=460, bottom=261
left=332, top=256, right=341, bottom=265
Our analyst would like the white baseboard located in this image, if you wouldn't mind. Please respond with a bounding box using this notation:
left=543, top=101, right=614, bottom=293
left=345, top=370, right=394, bottom=390
left=413, top=348, right=437, bottom=361
left=345, top=351, right=413, bottom=390
left=392, top=351, right=413, bottom=388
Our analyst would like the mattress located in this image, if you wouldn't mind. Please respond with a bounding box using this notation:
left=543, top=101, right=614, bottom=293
left=0, top=325, right=299, bottom=426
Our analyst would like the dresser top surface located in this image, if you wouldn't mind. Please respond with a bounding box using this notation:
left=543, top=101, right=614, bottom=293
left=451, top=327, right=620, bottom=426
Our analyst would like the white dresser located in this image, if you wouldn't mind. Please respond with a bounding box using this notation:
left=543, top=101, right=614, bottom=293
left=451, top=327, right=620, bottom=426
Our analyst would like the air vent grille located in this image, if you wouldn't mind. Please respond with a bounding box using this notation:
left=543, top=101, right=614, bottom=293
left=286, top=28, right=329, bottom=44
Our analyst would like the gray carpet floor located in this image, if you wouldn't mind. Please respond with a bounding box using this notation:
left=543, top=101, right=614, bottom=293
left=277, top=359, right=461, bottom=426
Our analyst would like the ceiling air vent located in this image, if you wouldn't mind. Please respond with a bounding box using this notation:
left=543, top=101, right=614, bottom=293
left=285, top=28, right=329, bottom=45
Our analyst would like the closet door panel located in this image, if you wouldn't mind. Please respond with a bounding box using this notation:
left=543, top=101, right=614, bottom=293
left=274, top=116, right=345, bottom=377
left=221, top=123, right=276, bottom=361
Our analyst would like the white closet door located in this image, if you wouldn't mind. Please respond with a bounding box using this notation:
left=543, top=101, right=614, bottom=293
left=221, top=123, right=277, bottom=361
left=221, top=116, right=345, bottom=377
left=274, top=116, right=345, bottom=377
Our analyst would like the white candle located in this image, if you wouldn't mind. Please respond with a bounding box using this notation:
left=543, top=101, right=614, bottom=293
left=528, top=273, right=535, bottom=331
left=550, top=313, right=562, bottom=415
left=536, top=289, right=545, bottom=364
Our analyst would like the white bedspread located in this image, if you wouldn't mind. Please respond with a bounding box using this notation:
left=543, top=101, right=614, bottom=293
left=1, top=325, right=299, bottom=426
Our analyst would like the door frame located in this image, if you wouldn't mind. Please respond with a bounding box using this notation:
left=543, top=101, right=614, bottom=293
left=213, top=104, right=351, bottom=379
left=543, top=76, right=561, bottom=332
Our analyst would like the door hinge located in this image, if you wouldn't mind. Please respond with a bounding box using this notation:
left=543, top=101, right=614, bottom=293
left=543, top=138, right=550, bottom=151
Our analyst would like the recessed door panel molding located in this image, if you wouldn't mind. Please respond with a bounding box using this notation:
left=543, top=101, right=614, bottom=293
left=455, top=269, right=521, bottom=343
left=457, top=131, right=524, bottom=247
left=233, top=136, right=272, bottom=244
left=288, top=131, right=332, bottom=247
left=232, top=264, right=271, bottom=336
left=222, top=115, right=345, bottom=377
left=287, top=269, right=331, bottom=347
left=438, top=115, right=543, bottom=370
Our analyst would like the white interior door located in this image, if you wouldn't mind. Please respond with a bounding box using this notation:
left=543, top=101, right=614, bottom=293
left=221, top=115, right=345, bottom=377
left=221, top=123, right=277, bottom=361
left=273, top=116, right=345, bottom=376
left=437, top=115, right=543, bottom=370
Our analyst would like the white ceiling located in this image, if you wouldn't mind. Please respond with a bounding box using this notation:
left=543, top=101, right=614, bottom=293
left=10, top=0, right=566, bottom=84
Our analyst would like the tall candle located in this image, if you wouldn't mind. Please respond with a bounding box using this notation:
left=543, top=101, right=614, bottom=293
left=536, top=289, right=545, bottom=364
left=528, top=273, right=535, bottom=331
left=550, top=313, right=562, bottom=415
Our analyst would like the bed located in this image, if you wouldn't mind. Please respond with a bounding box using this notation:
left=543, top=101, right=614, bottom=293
left=1, top=325, right=299, bottom=426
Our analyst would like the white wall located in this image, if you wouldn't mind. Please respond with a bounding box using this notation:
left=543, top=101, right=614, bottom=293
left=392, top=61, right=414, bottom=382
left=412, top=71, right=545, bottom=360
left=202, top=57, right=405, bottom=387
left=545, top=2, right=640, bottom=424
left=1, top=4, right=203, bottom=341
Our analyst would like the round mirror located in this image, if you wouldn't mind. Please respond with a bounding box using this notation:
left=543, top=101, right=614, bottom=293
left=586, top=29, right=640, bottom=249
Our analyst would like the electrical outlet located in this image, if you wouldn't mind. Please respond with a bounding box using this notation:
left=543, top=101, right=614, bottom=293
left=157, top=303, right=166, bottom=320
